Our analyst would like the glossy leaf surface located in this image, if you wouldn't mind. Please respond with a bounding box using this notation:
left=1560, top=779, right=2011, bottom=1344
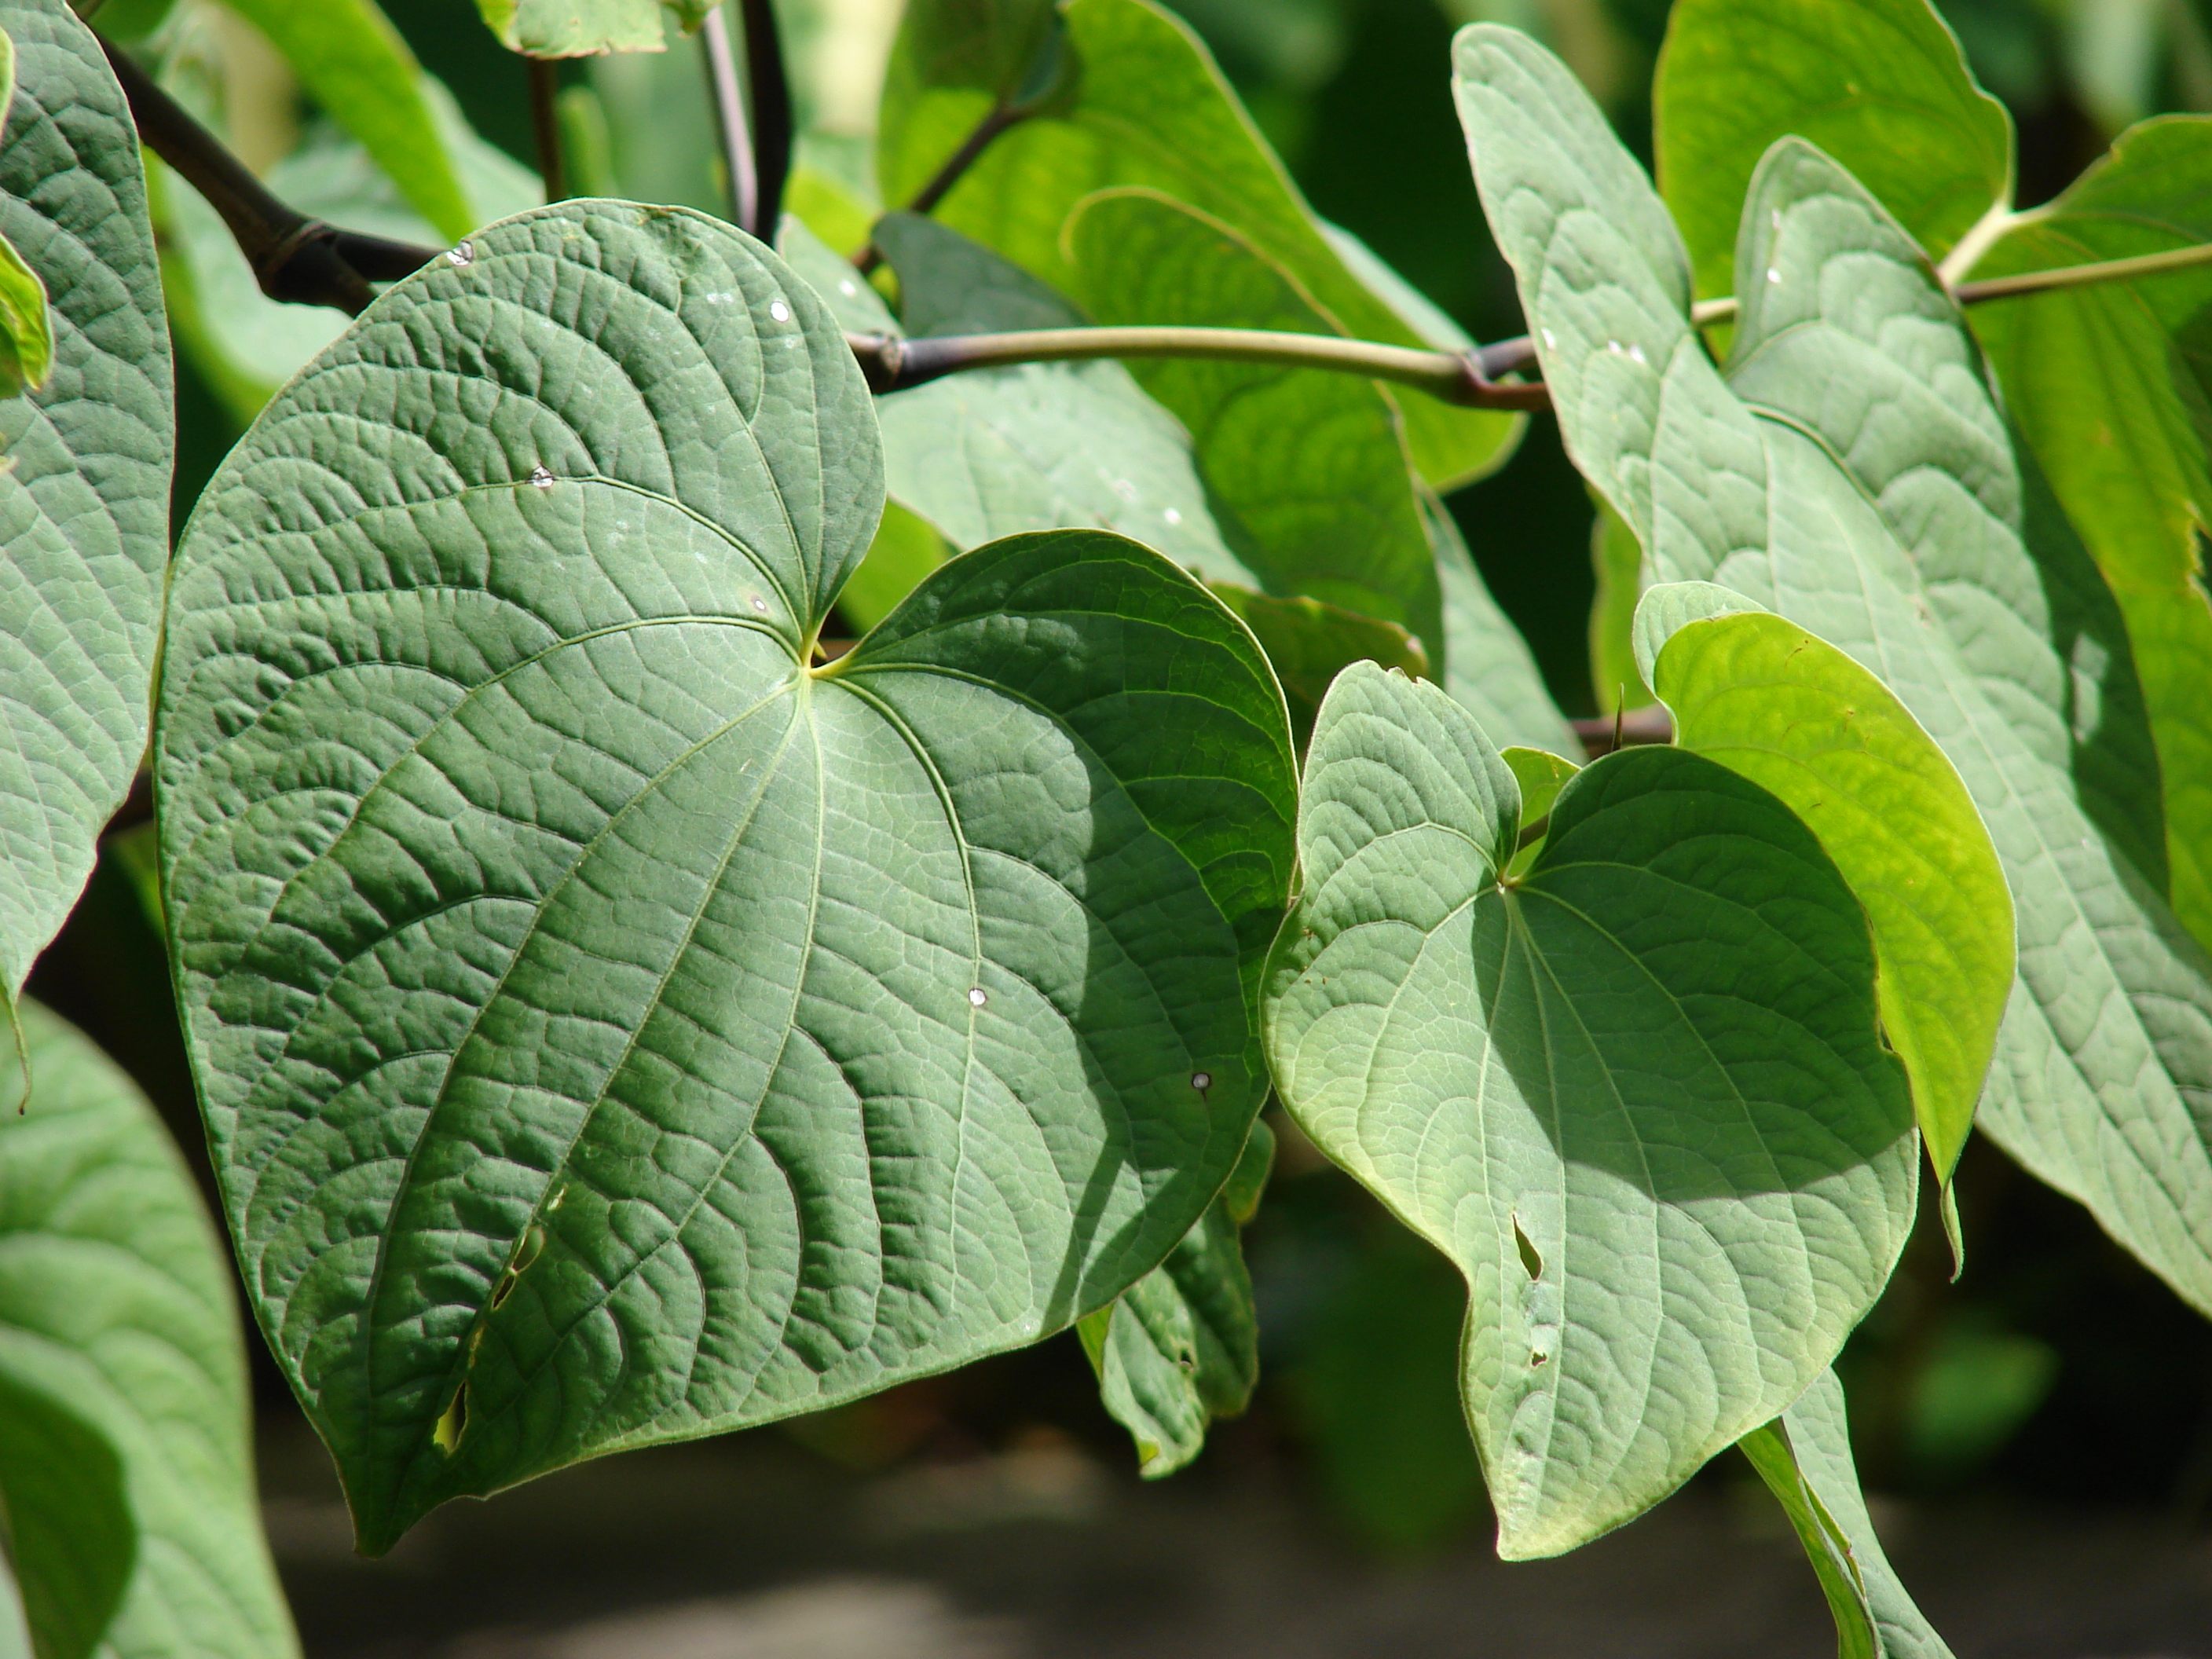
left=0, top=1002, right=295, bottom=1659
left=157, top=203, right=1298, bottom=1551
left=1263, top=663, right=1917, bottom=1558
left=0, top=0, right=173, bottom=1005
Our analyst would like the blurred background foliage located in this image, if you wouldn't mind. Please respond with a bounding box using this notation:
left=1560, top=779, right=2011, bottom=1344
left=67, top=0, right=2212, bottom=1568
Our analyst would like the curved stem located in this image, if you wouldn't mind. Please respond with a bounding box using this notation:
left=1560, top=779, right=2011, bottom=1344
left=1952, top=239, right=2212, bottom=303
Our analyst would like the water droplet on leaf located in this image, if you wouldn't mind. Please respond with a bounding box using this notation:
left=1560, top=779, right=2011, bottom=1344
left=447, top=240, right=474, bottom=268
left=1190, top=1071, right=1211, bottom=1091
left=769, top=299, right=792, bottom=323
left=528, top=464, right=555, bottom=489
left=968, top=987, right=987, bottom=1008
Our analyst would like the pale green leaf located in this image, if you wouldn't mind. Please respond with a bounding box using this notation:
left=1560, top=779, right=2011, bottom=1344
left=837, top=500, right=950, bottom=635
left=1262, top=662, right=1917, bottom=1558
left=156, top=203, right=1298, bottom=1552
left=1654, top=0, right=2011, bottom=299
left=478, top=0, right=713, bottom=57
left=1588, top=496, right=1650, bottom=716
left=1080, top=1117, right=1273, bottom=1478
left=1738, top=1417, right=1880, bottom=1659
left=877, top=0, right=1516, bottom=490
left=0, top=0, right=173, bottom=1005
left=1500, top=745, right=1577, bottom=825
left=1769, top=1370, right=1955, bottom=1659
left=1968, top=117, right=2212, bottom=950
left=224, top=0, right=474, bottom=240
left=1456, top=27, right=2212, bottom=1319
left=1637, top=590, right=2014, bottom=1185
left=0, top=1001, right=296, bottom=1659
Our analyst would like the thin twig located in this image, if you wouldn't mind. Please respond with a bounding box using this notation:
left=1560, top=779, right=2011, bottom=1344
left=736, top=0, right=792, bottom=238
left=528, top=57, right=566, bottom=202
left=101, top=38, right=423, bottom=313
left=848, top=326, right=1553, bottom=410
left=1952, top=240, right=2212, bottom=303
left=851, top=102, right=1029, bottom=274
left=700, top=7, right=756, bottom=233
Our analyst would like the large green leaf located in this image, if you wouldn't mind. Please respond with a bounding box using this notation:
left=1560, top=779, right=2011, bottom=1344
left=224, top=0, right=474, bottom=242
left=877, top=0, right=1517, bottom=491
left=871, top=212, right=1240, bottom=576
left=478, top=0, right=716, bottom=57
left=1968, top=119, right=2212, bottom=950
left=0, top=0, right=173, bottom=1008
left=1079, top=1116, right=1272, bottom=1478
left=0, top=1001, right=296, bottom=1659
left=1262, top=662, right=1917, bottom=1558
left=1634, top=587, right=2012, bottom=1190
left=1456, top=28, right=2212, bottom=1318
left=155, top=202, right=1298, bottom=1552
left=1654, top=0, right=2011, bottom=299
left=1062, top=188, right=1442, bottom=646
left=1758, top=1370, right=1954, bottom=1659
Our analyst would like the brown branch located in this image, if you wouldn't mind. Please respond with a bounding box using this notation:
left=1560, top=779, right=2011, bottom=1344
left=528, top=57, right=566, bottom=202
left=851, top=101, right=1032, bottom=275
left=101, top=37, right=439, bottom=314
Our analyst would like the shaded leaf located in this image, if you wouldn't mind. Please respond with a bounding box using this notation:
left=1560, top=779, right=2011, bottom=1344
left=1588, top=496, right=1650, bottom=716
left=1207, top=585, right=1428, bottom=750
left=1635, top=588, right=2012, bottom=1187
left=1430, top=493, right=1579, bottom=756
left=1079, top=1118, right=1273, bottom=1478
left=156, top=203, right=1298, bottom=1551
left=1654, top=0, right=2011, bottom=299
left=1968, top=118, right=2212, bottom=949
left=877, top=0, right=1516, bottom=490
left=1263, top=662, right=1917, bottom=1558
left=1738, top=1415, right=1880, bottom=1659
left=1457, top=27, right=2212, bottom=1320
left=0, top=1001, right=295, bottom=1659
left=0, top=0, right=173, bottom=1006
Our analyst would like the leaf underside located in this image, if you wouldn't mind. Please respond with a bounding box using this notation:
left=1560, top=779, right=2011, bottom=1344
left=156, top=202, right=1297, bottom=1551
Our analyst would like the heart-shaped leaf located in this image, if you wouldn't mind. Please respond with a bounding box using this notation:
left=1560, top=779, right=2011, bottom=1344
left=156, top=203, right=1297, bottom=1551
left=1633, top=585, right=2013, bottom=1193
left=0, top=1001, right=295, bottom=1659
left=1262, top=662, right=1917, bottom=1558
left=0, top=0, right=173, bottom=1009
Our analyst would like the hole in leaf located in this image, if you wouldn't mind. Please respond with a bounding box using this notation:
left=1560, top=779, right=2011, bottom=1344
left=1512, top=1212, right=1543, bottom=1280
left=433, top=1383, right=468, bottom=1456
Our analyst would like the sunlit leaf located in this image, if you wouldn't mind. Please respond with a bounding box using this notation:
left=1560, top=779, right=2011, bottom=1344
left=156, top=203, right=1298, bottom=1551
left=478, top=0, right=716, bottom=58
left=1263, top=662, right=1917, bottom=1558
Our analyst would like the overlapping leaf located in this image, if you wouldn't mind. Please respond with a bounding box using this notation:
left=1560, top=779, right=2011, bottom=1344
left=156, top=202, right=1298, bottom=1551
left=1655, top=0, right=2011, bottom=301
left=1079, top=1118, right=1272, bottom=1478
left=1262, top=662, right=1917, bottom=1558
left=1634, top=587, right=2012, bottom=1192
left=477, top=0, right=716, bottom=57
left=0, top=0, right=173, bottom=1006
left=0, top=1001, right=295, bottom=1659
left=1457, top=26, right=2212, bottom=1318
left=877, top=0, right=1517, bottom=490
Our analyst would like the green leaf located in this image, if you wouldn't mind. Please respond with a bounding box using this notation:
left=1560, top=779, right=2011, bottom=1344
left=1499, top=745, right=1577, bottom=879
left=872, top=212, right=1241, bottom=577
left=1456, top=27, right=2212, bottom=1320
left=156, top=202, right=1298, bottom=1553
left=1635, top=589, right=2013, bottom=1188
left=478, top=0, right=714, bottom=57
left=1063, top=188, right=1443, bottom=647
left=0, top=1000, right=296, bottom=1659
left=877, top=0, right=1517, bottom=491
left=1968, top=117, right=2212, bottom=950
left=1080, top=1117, right=1273, bottom=1478
left=156, top=82, right=539, bottom=423
left=223, top=0, right=475, bottom=241
left=0, top=0, right=173, bottom=1007
left=1262, top=662, right=1917, bottom=1558
left=0, top=31, right=47, bottom=402
left=837, top=500, right=951, bottom=635
left=1654, top=0, right=2011, bottom=300
left=1430, top=493, right=1580, bottom=757
left=1588, top=496, right=1651, bottom=716
left=1205, top=586, right=1428, bottom=750
left=1764, top=1370, right=1955, bottom=1659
